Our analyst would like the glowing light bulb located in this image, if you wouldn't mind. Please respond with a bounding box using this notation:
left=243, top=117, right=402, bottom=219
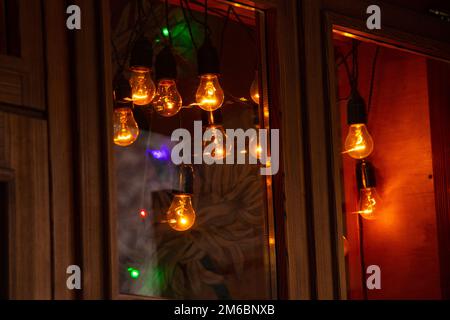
left=250, top=71, right=260, bottom=104
left=203, top=125, right=232, bottom=160
left=196, top=74, right=224, bottom=111
left=152, top=79, right=183, bottom=117
left=166, top=194, right=196, bottom=232
left=356, top=187, right=379, bottom=220
left=113, top=108, right=139, bottom=147
left=343, top=124, right=374, bottom=159
left=129, top=68, right=156, bottom=106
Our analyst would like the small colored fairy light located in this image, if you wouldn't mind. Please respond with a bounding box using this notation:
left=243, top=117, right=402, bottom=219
left=128, top=267, right=140, bottom=279
left=162, top=27, right=170, bottom=38
left=139, top=209, right=148, bottom=218
left=147, top=145, right=170, bottom=161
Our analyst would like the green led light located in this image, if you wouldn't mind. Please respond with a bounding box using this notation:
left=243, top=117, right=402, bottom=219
left=162, top=27, right=170, bottom=37
left=128, top=267, right=140, bottom=279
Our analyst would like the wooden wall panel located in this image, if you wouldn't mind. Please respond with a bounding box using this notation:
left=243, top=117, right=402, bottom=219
left=0, top=111, right=51, bottom=299
left=43, top=0, right=77, bottom=300
left=0, top=0, right=45, bottom=110
left=71, top=0, right=110, bottom=299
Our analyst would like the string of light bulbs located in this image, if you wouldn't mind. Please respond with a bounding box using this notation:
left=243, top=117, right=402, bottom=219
left=341, top=40, right=379, bottom=221
left=112, top=0, right=259, bottom=232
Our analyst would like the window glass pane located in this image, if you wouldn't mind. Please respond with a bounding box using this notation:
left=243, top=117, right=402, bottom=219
left=111, top=0, right=276, bottom=299
left=333, top=31, right=442, bottom=299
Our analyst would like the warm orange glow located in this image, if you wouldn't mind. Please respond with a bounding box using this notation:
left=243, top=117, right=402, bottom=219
left=196, top=74, right=224, bottom=111
left=113, top=108, right=139, bottom=147
left=129, top=68, right=156, bottom=106
left=343, top=236, right=349, bottom=256
left=255, top=145, right=263, bottom=157
left=343, top=124, right=374, bottom=159
left=166, top=194, right=196, bottom=232
left=249, top=135, right=265, bottom=160
left=250, top=71, right=260, bottom=104
left=333, top=29, right=358, bottom=39
left=355, top=188, right=378, bottom=220
left=153, top=79, right=183, bottom=117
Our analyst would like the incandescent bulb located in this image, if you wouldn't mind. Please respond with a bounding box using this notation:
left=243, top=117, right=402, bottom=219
left=166, top=194, right=196, bottom=231
left=356, top=187, right=379, bottom=220
left=113, top=108, right=139, bottom=147
left=152, top=79, right=183, bottom=117
left=196, top=74, right=224, bottom=111
left=129, top=68, right=156, bottom=106
left=203, top=125, right=232, bottom=160
left=250, top=71, right=260, bottom=104
left=344, top=124, right=374, bottom=159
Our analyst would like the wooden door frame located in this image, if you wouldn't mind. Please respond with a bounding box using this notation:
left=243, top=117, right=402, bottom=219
left=317, top=0, right=450, bottom=299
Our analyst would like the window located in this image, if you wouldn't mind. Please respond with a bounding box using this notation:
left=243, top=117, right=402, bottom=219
left=332, top=30, right=448, bottom=299
left=111, top=0, right=277, bottom=299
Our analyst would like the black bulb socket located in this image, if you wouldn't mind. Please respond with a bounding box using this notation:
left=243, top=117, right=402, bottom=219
left=130, top=36, right=153, bottom=70
left=197, top=36, right=220, bottom=76
left=155, top=46, right=178, bottom=81
left=356, top=160, right=376, bottom=189
left=347, top=89, right=367, bottom=125
left=174, top=164, right=194, bottom=195
left=114, top=75, right=132, bottom=108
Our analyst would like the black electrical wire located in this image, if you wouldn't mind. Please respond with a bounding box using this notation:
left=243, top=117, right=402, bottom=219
left=230, top=5, right=256, bottom=44
left=358, top=215, right=369, bottom=300
left=204, top=0, right=208, bottom=36
left=137, top=0, right=144, bottom=24
left=183, top=0, right=210, bottom=31
left=180, top=0, right=198, bottom=50
left=335, top=47, right=354, bottom=102
left=220, top=6, right=232, bottom=58
left=112, top=0, right=159, bottom=73
left=367, top=46, right=380, bottom=117
left=164, top=0, right=173, bottom=44
left=351, top=39, right=359, bottom=91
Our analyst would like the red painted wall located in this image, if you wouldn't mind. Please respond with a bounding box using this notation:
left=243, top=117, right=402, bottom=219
left=336, top=39, right=442, bottom=299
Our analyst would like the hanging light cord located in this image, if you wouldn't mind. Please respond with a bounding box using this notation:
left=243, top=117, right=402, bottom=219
left=220, top=6, right=232, bottom=58
left=351, top=40, right=359, bottom=91
left=180, top=0, right=198, bottom=51
left=204, top=0, right=209, bottom=36
left=165, top=0, right=173, bottom=44
left=367, top=47, right=380, bottom=117
left=358, top=214, right=368, bottom=299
